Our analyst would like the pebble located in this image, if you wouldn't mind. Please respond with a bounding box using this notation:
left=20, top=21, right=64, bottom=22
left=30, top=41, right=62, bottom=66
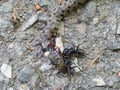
left=71, top=58, right=82, bottom=72
left=55, top=36, right=64, bottom=52
left=92, top=17, right=99, bottom=25
left=117, top=72, right=120, bottom=77
left=1, top=64, right=12, bottom=78
left=39, top=0, right=50, bottom=6
left=19, top=84, right=30, bottom=90
left=17, top=65, right=35, bottom=83
left=0, top=0, right=120, bottom=89
left=7, top=87, right=13, bottom=90
left=39, top=64, right=52, bottom=72
left=92, top=76, right=106, bottom=86
left=44, top=51, right=50, bottom=57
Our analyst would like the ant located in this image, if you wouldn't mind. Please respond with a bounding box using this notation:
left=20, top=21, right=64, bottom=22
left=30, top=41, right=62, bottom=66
left=40, top=32, right=62, bottom=66
left=61, top=44, right=85, bottom=79
left=62, top=44, right=85, bottom=58
left=40, top=37, right=85, bottom=80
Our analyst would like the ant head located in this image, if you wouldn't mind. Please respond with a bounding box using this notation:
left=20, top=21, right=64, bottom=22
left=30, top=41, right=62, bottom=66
left=68, top=47, right=76, bottom=55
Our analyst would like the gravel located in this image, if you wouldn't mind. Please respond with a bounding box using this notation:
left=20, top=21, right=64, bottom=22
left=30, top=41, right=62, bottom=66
left=17, top=65, right=35, bottom=83
left=0, top=0, right=120, bottom=90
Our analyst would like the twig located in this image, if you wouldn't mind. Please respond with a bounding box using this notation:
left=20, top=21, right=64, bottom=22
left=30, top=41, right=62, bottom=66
left=89, top=52, right=102, bottom=67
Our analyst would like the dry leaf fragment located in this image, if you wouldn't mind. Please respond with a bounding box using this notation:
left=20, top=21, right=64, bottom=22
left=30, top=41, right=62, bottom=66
left=35, top=4, right=41, bottom=11
left=26, top=42, right=34, bottom=51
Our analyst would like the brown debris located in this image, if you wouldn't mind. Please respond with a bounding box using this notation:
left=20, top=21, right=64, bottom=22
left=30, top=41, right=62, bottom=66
left=89, top=52, right=102, bottom=67
left=26, top=42, right=34, bottom=51
left=12, top=8, right=23, bottom=23
left=35, top=4, right=41, bottom=11
left=117, top=72, right=120, bottom=77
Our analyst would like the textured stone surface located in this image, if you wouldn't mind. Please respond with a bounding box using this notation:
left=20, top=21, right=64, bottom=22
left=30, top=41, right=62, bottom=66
left=17, top=65, right=35, bottom=83
left=0, top=0, right=120, bottom=90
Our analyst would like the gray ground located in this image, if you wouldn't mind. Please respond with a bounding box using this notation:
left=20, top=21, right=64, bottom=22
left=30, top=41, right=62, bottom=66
left=0, top=0, right=120, bottom=90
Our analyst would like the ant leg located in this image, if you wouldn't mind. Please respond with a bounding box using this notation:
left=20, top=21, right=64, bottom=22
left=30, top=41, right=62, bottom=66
left=67, top=66, right=72, bottom=81
left=76, top=44, right=81, bottom=51
left=76, top=42, right=86, bottom=50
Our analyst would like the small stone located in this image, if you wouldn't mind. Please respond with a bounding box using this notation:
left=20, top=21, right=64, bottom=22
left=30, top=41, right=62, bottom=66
left=117, top=72, right=120, bottom=77
left=35, top=4, right=41, bottom=11
left=39, top=0, right=49, bottom=6
left=92, top=17, right=99, bottom=25
left=71, top=58, right=82, bottom=72
left=1, top=64, right=12, bottom=78
left=55, top=36, right=64, bottom=52
left=19, top=84, right=30, bottom=90
left=44, top=51, right=50, bottom=57
left=39, top=64, right=52, bottom=72
left=17, top=65, right=35, bottom=83
left=92, top=76, right=106, bottom=86
left=8, top=87, right=13, bottom=90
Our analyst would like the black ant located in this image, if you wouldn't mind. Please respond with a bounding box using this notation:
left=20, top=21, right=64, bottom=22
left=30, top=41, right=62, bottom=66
left=62, top=44, right=85, bottom=58
left=61, top=44, right=85, bottom=79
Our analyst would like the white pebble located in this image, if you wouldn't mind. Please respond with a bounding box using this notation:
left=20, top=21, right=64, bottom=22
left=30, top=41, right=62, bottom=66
left=55, top=36, right=64, bottom=52
left=92, top=76, right=106, bottom=86
left=1, top=64, right=12, bottom=78
left=44, top=51, right=50, bottom=57
left=8, top=87, right=14, bottom=90
left=71, top=58, right=82, bottom=72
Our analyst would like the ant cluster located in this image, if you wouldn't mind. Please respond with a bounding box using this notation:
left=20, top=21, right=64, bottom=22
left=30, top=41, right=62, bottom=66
left=40, top=33, right=85, bottom=79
